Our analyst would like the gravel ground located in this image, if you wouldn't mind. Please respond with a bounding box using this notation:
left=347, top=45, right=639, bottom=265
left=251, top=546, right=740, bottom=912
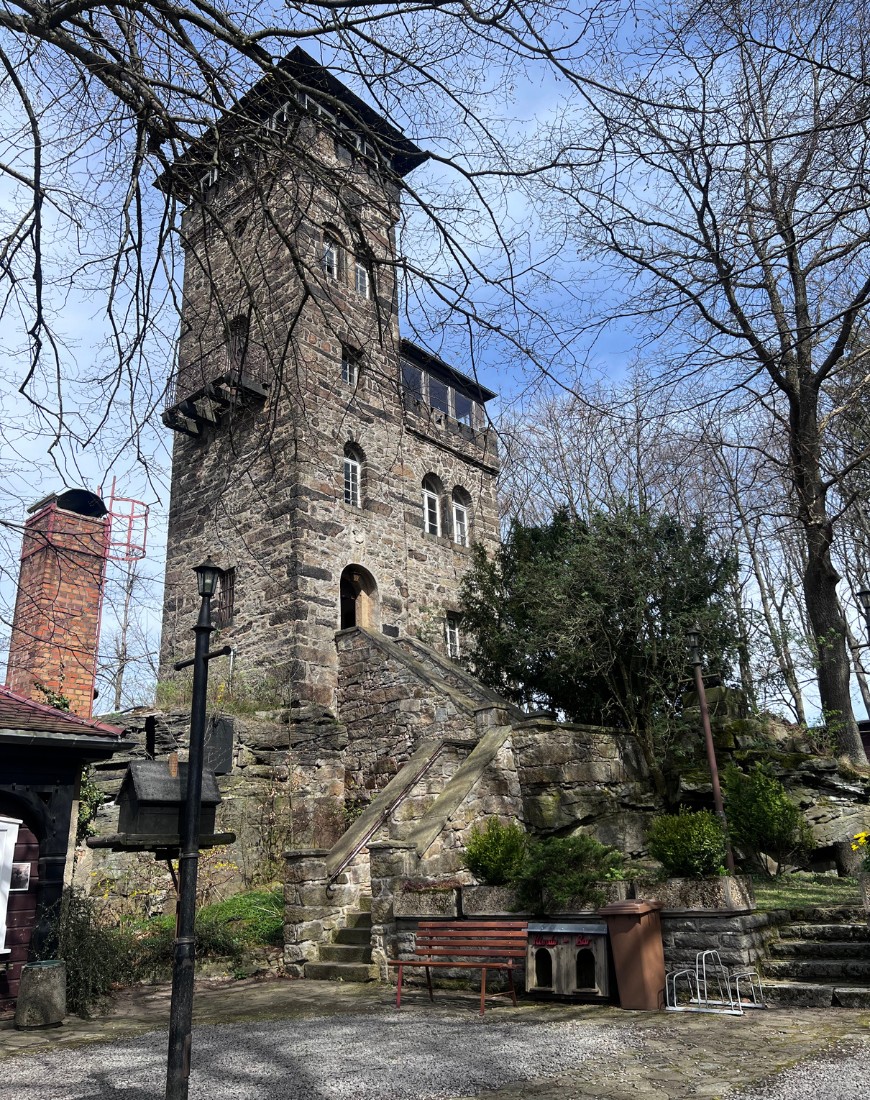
left=732, top=1041, right=869, bottom=1100
left=3, top=1011, right=632, bottom=1099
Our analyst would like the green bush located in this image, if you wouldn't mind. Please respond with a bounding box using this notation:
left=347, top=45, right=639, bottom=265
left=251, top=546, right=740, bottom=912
left=647, top=809, right=726, bottom=878
left=512, top=834, right=623, bottom=914
left=724, top=764, right=812, bottom=875
left=33, top=890, right=137, bottom=1015
left=463, top=817, right=528, bottom=885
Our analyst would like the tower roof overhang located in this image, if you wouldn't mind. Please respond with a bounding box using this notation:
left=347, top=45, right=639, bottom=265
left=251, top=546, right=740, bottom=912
left=158, top=46, right=429, bottom=198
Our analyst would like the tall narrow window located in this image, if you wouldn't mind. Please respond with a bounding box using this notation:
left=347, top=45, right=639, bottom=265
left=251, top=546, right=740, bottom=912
left=354, top=261, right=370, bottom=298
left=452, top=487, right=472, bottom=546
left=429, top=377, right=450, bottom=416
left=422, top=475, right=442, bottom=536
left=226, top=315, right=249, bottom=373
left=445, top=615, right=461, bottom=659
left=213, top=568, right=236, bottom=628
left=322, top=235, right=340, bottom=280
left=342, top=347, right=360, bottom=387
left=454, top=392, right=475, bottom=427
left=402, top=361, right=423, bottom=400
left=344, top=444, right=363, bottom=507
left=453, top=501, right=469, bottom=547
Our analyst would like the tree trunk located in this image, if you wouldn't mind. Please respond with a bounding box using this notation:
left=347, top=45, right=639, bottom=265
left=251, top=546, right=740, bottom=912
left=791, top=386, right=866, bottom=762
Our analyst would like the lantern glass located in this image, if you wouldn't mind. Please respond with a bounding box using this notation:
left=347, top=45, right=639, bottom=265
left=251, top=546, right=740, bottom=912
left=195, top=557, right=221, bottom=598
left=685, top=623, right=701, bottom=652
left=858, top=587, right=870, bottom=614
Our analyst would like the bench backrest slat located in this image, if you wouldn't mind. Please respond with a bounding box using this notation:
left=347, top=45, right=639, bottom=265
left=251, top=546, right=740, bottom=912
left=412, top=921, right=528, bottom=962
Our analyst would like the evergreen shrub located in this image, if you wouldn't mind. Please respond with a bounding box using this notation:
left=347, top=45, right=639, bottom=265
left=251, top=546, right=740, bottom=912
left=463, top=817, right=528, bottom=885
left=724, top=764, right=812, bottom=874
left=512, top=834, right=623, bottom=914
left=647, top=809, right=726, bottom=878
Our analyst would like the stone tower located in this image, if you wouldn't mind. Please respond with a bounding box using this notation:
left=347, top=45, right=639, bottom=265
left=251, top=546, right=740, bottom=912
left=159, top=49, right=500, bottom=708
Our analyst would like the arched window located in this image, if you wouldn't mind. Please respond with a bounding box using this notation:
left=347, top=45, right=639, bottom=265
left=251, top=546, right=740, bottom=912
left=422, top=474, right=443, bottom=536
left=452, top=487, right=472, bottom=546
left=226, top=315, right=249, bottom=373
left=343, top=443, right=364, bottom=507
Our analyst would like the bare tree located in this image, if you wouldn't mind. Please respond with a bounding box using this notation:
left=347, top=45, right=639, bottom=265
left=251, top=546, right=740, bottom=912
left=537, top=0, right=870, bottom=760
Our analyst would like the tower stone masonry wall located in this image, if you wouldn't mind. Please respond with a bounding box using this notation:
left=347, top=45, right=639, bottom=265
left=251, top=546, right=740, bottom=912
left=160, top=69, right=500, bottom=711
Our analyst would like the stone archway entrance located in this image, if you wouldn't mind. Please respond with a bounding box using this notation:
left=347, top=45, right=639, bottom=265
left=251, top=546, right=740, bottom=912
left=339, top=565, right=379, bottom=631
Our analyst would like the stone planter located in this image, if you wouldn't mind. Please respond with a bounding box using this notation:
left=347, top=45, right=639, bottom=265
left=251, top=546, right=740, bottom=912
left=462, top=884, right=527, bottom=917
left=632, top=875, right=755, bottom=913
left=393, top=886, right=459, bottom=919
left=858, top=872, right=870, bottom=912
left=14, top=960, right=66, bottom=1029
left=462, top=880, right=629, bottom=918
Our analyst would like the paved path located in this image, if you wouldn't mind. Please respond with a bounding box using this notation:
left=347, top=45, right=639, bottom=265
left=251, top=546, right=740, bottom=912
left=1, top=977, right=868, bottom=1098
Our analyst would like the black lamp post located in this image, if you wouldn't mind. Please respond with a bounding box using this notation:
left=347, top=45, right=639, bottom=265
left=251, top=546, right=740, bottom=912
left=166, top=557, right=230, bottom=1100
left=685, top=622, right=736, bottom=874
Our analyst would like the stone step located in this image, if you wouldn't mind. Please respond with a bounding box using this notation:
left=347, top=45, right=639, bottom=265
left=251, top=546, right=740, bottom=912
left=344, top=911, right=373, bottom=929
left=780, top=922, right=870, bottom=942
left=335, top=926, right=372, bottom=946
left=305, top=961, right=377, bottom=982
left=762, top=981, right=834, bottom=1008
left=320, top=944, right=373, bottom=963
left=769, top=939, right=870, bottom=960
left=357, top=895, right=373, bottom=914
left=833, top=987, right=870, bottom=1008
left=764, top=958, right=870, bottom=982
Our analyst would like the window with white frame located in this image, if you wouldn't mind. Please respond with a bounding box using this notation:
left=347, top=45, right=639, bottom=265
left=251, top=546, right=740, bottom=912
left=344, top=445, right=363, bottom=507
left=342, top=346, right=360, bottom=387
left=322, top=234, right=341, bottom=280
left=354, top=262, right=370, bottom=298
left=445, top=615, right=461, bottom=659
left=453, top=501, right=469, bottom=546
left=422, top=475, right=442, bottom=536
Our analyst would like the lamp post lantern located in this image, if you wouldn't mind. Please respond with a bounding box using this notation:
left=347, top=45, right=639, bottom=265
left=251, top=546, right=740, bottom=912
left=166, top=557, right=230, bottom=1100
left=686, top=622, right=736, bottom=874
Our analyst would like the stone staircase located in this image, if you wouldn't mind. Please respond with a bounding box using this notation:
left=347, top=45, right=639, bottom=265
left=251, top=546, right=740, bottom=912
left=763, top=907, right=870, bottom=1007
left=305, top=897, right=377, bottom=982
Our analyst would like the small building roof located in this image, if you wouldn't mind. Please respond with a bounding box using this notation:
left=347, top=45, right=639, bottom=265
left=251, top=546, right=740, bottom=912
left=121, top=760, right=222, bottom=806
left=0, top=686, right=123, bottom=739
left=400, top=339, right=497, bottom=403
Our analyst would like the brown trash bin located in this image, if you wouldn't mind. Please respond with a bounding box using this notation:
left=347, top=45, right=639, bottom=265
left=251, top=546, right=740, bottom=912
left=598, top=900, right=665, bottom=1011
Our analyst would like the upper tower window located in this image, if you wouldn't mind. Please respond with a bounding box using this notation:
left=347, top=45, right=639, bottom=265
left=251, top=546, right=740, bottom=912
left=342, top=346, right=361, bottom=387
left=354, top=261, right=370, bottom=299
left=428, top=377, right=450, bottom=417
left=422, top=474, right=442, bottom=536
left=226, top=315, right=249, bottom=373
left=452, top=488, right=472, bottom=546
left=322, top=234, right=341, bottom=280
left=402, top=362, right=423, bottom=400
left=344, top=443, right=364, bottom=507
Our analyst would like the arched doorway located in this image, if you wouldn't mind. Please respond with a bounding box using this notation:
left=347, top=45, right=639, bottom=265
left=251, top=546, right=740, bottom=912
left=339, top=565, right=379, bottom=630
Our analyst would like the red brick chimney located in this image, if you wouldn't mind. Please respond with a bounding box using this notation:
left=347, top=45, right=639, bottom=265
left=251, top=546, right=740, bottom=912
left=5, top=489, right=109, bottom=718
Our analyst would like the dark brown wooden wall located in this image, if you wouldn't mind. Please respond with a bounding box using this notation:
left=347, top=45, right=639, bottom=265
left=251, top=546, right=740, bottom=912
left=0, top=821, right=40, bottom=1012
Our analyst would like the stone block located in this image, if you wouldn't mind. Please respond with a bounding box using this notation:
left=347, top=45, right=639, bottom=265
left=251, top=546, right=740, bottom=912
left=393, top=887, right=459, bottom=918
left=14, top=962, right=66, bottom=1029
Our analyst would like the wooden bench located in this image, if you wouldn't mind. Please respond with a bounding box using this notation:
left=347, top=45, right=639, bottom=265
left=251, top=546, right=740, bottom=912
left=389, top=920, right=528, bottom=1015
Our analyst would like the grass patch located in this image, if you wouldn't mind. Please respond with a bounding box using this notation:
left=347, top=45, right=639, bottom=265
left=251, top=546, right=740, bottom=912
left=752, top=872, right=860, bottom=911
